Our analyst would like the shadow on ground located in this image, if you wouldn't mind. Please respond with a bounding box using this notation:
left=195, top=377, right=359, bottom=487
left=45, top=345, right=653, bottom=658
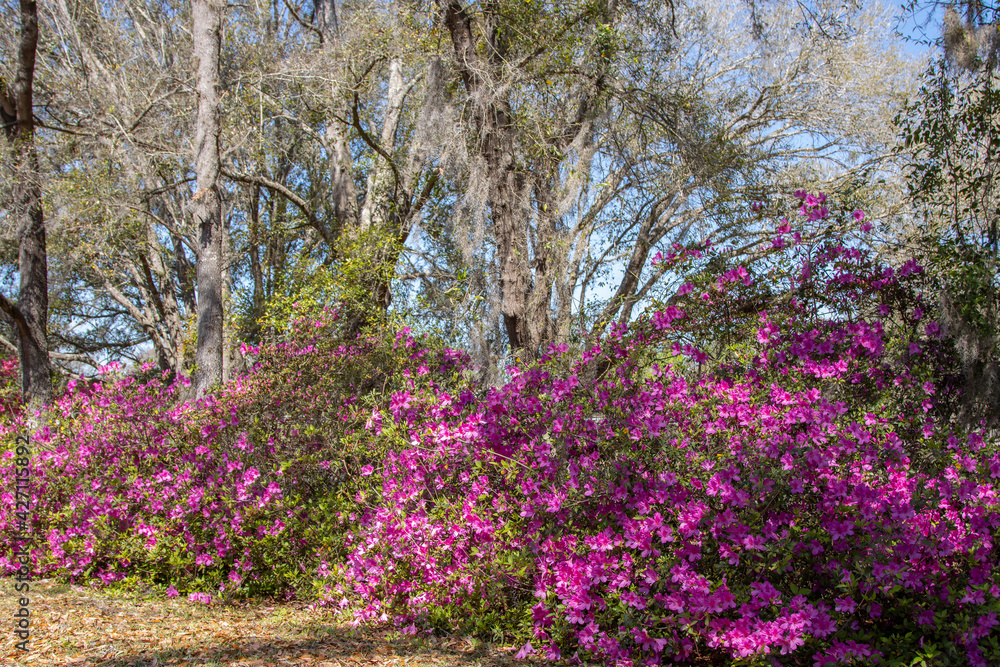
left=0, top=579, right=530, bottom=667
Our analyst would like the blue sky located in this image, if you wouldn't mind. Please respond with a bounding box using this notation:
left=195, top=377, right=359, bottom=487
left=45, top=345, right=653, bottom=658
left=893, top=0, right=940, bottom=62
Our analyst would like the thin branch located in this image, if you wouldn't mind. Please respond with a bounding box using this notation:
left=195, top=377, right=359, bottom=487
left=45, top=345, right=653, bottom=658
left=130, top=206, right=200, bottom=258
left=33, top=118, right=93, bottom=138
left=129, top=85, right=183, bottom=133
left=0, top=292, right=29, bottom=342
left=283, top=0, right=325, bottom=44
left=221, top=168, right=316, bottom=226
left=142, top=177, right=196, bottom=197
left=351, top=92, right=403, bottom=195
left=404, top=169, right=440, bottom=232
left=397, top=271, right=457, bottom=281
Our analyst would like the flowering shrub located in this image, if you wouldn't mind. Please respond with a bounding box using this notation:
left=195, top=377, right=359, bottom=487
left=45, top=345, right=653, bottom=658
left=0, top=354, right=21, bottom=424
left=0, top=308, right=471, bottom=600
left=330, top=195, right=1000, bottom=665
left=2, top=194, right=998, bottom=666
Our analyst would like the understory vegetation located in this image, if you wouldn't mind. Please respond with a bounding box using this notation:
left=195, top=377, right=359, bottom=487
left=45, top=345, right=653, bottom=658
left=2, top=196, right=998, bottom=666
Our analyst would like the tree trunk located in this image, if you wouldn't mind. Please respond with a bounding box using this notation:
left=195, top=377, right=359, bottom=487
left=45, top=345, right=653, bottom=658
left=248, top=185, right=266, bottom=341
left=315, top=0, right=339, bottom=39
left=359, top=58, right=406, bottom=233
left=143, top=220, right=187, bottom=375
left=355, top=57, right=411, bottom=316
left=442, top=0, right=534, bottom=358
left=192, top=0, right=225, bottom=397
left=13, top=150, right=49, bottom=409
left=0, top=0, right=52, bottom=409
left=221, top=212, right=233, bottom=382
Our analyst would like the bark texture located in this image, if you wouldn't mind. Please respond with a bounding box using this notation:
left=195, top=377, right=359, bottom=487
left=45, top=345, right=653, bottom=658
left=192, top=0, right=225, bottom=397
left=0, top=0, right=52, bottom=409
left=315, top=0, right=339, bottom=39
left=440, top=0, right=609, bottom=361
left=442, top=0, right=531, bottom=355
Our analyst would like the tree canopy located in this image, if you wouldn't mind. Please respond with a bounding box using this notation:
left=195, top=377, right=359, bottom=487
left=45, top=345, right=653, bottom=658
left=0, top=0, right=919, bottom=397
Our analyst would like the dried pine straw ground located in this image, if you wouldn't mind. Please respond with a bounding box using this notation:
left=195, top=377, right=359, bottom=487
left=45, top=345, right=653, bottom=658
left=0, top=578, right=539, bottom=667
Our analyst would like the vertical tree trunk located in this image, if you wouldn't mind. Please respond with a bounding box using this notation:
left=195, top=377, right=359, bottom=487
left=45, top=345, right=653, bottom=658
left=13, top=152, right=49, bottom=409
left=1, top=0, right=52, bottom=409
left=356, top=57, right=409, bottom=315
left=143, top=220, right=187, bottom=375
left=192, top=0, right=224, bottom=397
left=221, top=213, right=233, bottom=382
left=248, top=185, right=266, bottom=340
left=440, top=0, right=614, bottom=362
left=315, top=0, right=339, bottom=39
left=313, top=0, right=353, bottom=235
left=442, top=0, right=534, bottom=359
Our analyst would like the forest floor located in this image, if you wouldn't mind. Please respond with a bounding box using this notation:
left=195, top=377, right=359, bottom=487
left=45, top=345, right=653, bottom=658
left=0, top=579, right=529, bottom=667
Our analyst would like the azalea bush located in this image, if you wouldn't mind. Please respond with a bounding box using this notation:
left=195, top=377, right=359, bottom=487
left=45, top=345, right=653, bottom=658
left=329, top=194, right=1000, bottom=665
left=1, top=193, right=998, bottom=666
left=0, top=306, right=471, bottom=600
left=0, top=353, right=22, bottom=434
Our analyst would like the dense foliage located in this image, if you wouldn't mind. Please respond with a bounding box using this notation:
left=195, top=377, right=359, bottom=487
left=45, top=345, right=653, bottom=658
left=2, top=195, right=999, bottom=665
left=0, top=309, right=472, bottom=598
left=896, top=56, right=1000, bottom=427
